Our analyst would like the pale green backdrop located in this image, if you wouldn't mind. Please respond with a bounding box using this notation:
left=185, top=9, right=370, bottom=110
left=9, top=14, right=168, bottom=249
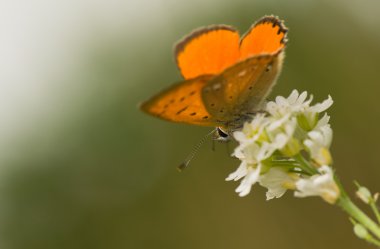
left=1, top=0, right=380, bottom=248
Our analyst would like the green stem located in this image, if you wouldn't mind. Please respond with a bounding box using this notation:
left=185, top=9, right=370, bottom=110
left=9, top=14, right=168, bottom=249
left=337, top=195, right=380, bottom=240
left=367, top=236, right=380, bottom=247
left=294, top=154, right=318, bottom=175
left=370, top=201, right=380, bottom=225
left=269, top=159, right=311, bottom=175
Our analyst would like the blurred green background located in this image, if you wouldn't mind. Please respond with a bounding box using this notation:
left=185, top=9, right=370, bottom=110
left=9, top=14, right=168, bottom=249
left=1, top=0, right=380, bottom=248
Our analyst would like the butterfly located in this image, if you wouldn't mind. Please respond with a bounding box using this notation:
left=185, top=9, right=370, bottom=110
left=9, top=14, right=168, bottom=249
left=140, top=16, right=288, bottom=139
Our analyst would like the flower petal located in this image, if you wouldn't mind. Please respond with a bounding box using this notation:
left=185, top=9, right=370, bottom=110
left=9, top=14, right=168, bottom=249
left=310, top=95, right=333, bottom=113
left=294, top=166, right=340, bottom=204
left=235, top=164, right=262, bottom=197
left=259, top=168, right=296, bottom=200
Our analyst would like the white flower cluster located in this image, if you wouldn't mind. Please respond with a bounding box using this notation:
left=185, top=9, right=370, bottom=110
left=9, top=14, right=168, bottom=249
left=227, top=90, right=340, bottom=204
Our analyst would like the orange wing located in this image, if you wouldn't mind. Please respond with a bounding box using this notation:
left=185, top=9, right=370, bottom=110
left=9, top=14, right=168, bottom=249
left=202, top=51, right=285, bottom=127
left=175, top=26, right=240, bottom=80
left=239, top=16, right=287, bottom=60
left=140, top=75, right=219, bottom=126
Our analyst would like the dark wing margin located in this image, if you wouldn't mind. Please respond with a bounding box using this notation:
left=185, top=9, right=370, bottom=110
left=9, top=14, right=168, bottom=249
left=239, top=15, right=288, bottom=60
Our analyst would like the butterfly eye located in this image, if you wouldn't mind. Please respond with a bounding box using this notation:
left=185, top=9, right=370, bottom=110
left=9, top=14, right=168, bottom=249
left=215, top=127, right=230, bottom=141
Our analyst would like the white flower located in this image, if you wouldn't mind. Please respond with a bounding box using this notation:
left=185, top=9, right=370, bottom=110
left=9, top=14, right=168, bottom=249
left=228, top=113, right=297, bottom=198
left=304, top=125, right=333, bottom=165
left=226, top=161, right=249, bottom=181
left=265, top=90, right=333, bottom=119
left=233, top=139, right=275, bottom=165
left=300, top=95, right=333, bottom=131
left=227, top=142, right=270, bottom=197
left=314, top=113, right=330, bottom=129
left=266, top=90, right=333, bottom=131
left=259, top=168, right=297, bottom=200
left=226, top=163, right=262, bottom=197
left=227, top=90, right=335, bottom=199
left=268, top=117, right=299, bottom=156
left=294, top=165, right=340, bottom=204
left=233, top=113, right=269, bottom=145
left=235, top=165, right=262, bottom=197
left=266, top=90, right=312, bottom=118
left=308, top=95, right=333, bottom=113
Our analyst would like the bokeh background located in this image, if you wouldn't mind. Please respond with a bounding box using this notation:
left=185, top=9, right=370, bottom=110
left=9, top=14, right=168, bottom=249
left=1, top=0, right=380, bottom=248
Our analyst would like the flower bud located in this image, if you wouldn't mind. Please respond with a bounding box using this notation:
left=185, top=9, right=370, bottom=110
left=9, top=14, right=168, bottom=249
left=356, top=186, right=372, bottom=204
left=353, top=224, right=368, bottom=239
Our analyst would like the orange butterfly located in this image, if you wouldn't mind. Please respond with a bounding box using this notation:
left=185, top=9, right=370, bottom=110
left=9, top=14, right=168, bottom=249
left=140, top=16, right=288, bottom=139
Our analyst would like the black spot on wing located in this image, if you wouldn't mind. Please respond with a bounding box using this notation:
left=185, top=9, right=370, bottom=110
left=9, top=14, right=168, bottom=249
left=176, top=106, right=188, bottom=115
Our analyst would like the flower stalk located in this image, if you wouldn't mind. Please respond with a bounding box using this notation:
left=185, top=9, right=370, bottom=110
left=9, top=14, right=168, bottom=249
left=337, top=195, right=380, bottom=239
left=293, top=153, right=318, bottom=175
left=370, top=201, right=380, bottom=225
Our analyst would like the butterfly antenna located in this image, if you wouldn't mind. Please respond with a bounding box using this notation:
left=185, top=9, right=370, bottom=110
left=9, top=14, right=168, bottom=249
left=177, top=129, right=216, bottom=171
left=212, top=138, right=216, bottom=152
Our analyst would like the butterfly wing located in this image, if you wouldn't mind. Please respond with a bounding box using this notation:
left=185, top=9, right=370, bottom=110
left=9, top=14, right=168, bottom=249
left=202, top=52, right=285, bottom=126
left=240, top=16, right=287, bottom=60
left=140, top=75, right=219, bottom=126
left=175, top=26, right=240, bottom=79
left=201, top=16, right=288, bottom=127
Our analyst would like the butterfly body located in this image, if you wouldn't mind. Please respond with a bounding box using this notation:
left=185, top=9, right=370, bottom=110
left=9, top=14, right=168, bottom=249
left=140, top=16, right=288, bottom=134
